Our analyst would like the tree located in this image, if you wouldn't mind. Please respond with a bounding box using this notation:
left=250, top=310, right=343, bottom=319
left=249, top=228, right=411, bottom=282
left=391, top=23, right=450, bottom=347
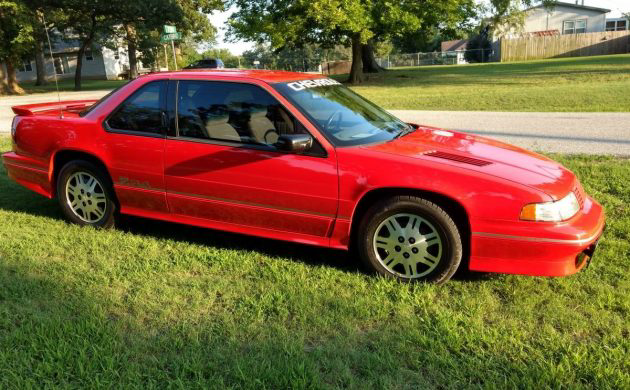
left=51, top=0, right=116, bottom=91
left=108, top=0, right=221, bottom=79
left=0, top=0, right=35, bottom=95
left=227, top=0, right=477, bottom=84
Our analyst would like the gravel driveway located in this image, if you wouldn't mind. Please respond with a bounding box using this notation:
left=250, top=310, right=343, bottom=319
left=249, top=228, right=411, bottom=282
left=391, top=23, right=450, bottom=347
left=2, top=91, right=629, bottom=155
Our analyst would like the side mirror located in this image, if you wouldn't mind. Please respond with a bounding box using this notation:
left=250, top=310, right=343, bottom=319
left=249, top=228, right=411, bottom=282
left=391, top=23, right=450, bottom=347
left=275, top=134, right=313, bottom=154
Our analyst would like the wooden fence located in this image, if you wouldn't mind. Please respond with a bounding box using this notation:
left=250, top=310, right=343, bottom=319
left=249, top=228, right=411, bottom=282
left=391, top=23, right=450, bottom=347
left=321, top=61, right=352, bottom=75
left=500, top=30, right=630, bottom=62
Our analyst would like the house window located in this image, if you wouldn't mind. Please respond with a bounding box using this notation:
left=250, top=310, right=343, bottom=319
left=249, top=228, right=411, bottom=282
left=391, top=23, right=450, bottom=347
left=563, top=19, right=587, bottom=34
left=606, top=20, right=627, bottom=31
left=19, top=60, right=33, bottom=72
left=85, top=51, right=94, bottom=61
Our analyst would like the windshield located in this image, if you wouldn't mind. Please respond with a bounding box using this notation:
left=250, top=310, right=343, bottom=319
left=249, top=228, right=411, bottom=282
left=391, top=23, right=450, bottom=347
left=273, top=79, right=412, bottom=147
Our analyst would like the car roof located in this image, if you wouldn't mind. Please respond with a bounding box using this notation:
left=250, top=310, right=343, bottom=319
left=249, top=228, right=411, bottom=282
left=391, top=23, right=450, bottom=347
left=141, top=69, right=327, bottom=83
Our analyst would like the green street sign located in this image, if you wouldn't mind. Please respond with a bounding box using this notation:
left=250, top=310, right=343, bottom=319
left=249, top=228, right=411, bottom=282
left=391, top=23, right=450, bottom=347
left=164, top=25, right=177, bottom=34
left=160, top=32, right=181, bottom=43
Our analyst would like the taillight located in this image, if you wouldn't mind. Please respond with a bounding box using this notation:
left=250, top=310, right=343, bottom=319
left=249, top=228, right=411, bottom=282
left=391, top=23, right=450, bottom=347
left=11, top=117, right=18, bottom=138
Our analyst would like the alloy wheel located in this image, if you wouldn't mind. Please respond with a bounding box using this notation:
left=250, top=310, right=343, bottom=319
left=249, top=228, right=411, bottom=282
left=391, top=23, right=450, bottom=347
left=65, top=172, right=108, bottom=223
left=372, top=213, right=443, bottom=278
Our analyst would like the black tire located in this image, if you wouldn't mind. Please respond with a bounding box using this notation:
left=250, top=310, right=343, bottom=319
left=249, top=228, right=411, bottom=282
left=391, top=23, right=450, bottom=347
left=357, top=196, right=462, bottom=283
left=56, top=160, right=116, bottom=228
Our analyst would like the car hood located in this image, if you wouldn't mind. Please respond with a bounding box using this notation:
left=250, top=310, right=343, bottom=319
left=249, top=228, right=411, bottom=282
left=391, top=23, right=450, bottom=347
left=361, top=126, right=576, bottom=200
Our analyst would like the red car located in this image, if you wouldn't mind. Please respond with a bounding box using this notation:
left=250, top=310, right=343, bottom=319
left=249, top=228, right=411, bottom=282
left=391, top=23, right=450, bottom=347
left=2, top=70, right=605, bottom=283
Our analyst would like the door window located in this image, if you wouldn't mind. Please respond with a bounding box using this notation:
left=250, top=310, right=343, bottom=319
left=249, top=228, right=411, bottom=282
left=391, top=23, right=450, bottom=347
left=176, top=81, right=312, bottom=148
left=107, top=81, right=166, bottom=135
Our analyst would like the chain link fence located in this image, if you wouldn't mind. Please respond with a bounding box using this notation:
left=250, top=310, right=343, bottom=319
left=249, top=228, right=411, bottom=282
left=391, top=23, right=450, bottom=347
left=375, top=49, right=496, bottom=68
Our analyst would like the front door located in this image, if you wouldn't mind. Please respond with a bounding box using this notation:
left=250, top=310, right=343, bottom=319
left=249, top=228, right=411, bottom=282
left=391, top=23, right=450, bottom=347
left=164, top=80, right=338, bottom=240
left=101, top=80, right=169, bottom=214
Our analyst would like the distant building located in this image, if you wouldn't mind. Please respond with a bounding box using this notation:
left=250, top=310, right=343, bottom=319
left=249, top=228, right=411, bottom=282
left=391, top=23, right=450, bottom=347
left=440, top=40, right=469, bottom=65
left=441, top=40, right=468, bottom=52
left=501, top=1, right=611, bottom=38
left=14, top=30, right=144, bottom=83
left=605, top=17, right=628, bottom=32
left=490, top=1, right=613, bottom=61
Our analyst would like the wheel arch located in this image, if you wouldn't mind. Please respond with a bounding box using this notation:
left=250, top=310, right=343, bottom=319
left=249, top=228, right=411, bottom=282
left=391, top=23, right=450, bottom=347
left=51, top=149, right=116, bottom=204
left=349, top=187, right=471, bottom=265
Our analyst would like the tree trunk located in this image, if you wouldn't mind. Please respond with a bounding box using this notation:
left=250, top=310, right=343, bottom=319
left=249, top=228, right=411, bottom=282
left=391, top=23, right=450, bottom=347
left=347, top=33, right=363, bottom=84
left=0, top=62, right=9, bottom=95
left=362, top=40, right=384, bottom=73
left=125, top=24, right=138, bottom=79
left=35, top=41, right=48, bottom=86
left=6, top=59, right=24, bottom=94
left=34, top=11, right=48, bottom=86
left=75, top=43, right=88, bottom=91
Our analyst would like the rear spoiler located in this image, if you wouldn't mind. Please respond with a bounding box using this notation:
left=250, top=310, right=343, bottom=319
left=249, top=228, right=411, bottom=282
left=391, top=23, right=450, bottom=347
left=11, top=100, right=98, bottom=116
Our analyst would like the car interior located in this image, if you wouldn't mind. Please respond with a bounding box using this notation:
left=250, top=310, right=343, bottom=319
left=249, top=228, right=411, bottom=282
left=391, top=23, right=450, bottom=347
left=177, top=81, right=301, bottom=146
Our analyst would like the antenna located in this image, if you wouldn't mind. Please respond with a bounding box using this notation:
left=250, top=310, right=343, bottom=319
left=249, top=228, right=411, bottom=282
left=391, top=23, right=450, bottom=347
left=41, top=13, right=63, bottom=119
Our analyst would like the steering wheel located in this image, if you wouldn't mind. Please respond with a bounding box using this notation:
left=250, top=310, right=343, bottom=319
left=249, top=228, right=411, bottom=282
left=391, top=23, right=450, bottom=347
left=324, top=111, right=343, bottom=133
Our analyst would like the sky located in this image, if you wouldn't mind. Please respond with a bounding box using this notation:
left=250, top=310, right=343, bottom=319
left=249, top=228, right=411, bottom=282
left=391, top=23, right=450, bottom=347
left=206, top=7, right=254, bottom=55
left=207, top=1, right=629, bottom=55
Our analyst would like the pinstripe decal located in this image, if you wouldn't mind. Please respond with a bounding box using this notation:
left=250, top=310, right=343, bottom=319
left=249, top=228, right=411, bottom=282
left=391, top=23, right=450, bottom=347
left=472, top=231, right=602, bottom=245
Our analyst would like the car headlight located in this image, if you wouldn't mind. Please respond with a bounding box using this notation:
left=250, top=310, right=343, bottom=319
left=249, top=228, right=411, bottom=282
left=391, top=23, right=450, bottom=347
left=520, top=192, right=580, bottom=222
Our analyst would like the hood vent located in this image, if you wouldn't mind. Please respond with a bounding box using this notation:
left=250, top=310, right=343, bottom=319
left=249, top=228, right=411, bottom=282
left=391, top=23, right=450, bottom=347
left=424, top=151, right=492, bottom=167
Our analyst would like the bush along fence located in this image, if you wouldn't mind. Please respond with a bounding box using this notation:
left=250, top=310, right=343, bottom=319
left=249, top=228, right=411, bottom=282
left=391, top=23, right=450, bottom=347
left=500, top=30, right=630, bottom=62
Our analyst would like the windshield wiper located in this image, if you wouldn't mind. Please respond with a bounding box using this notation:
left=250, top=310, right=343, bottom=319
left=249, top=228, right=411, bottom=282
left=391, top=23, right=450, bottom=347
left=392, top=126, right=415, bottom=140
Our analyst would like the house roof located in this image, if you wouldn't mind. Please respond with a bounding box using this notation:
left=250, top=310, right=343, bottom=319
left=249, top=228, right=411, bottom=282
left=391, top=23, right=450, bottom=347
left=441, top=40, right=468, bottom=52
left=527, top=1, right=610, bottom=14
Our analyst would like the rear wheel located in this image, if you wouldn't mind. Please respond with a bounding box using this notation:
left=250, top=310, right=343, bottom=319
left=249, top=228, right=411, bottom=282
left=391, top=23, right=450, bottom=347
left=57, top=160, right=116, bottom=228
left=357, top=196, right=462, bottom=283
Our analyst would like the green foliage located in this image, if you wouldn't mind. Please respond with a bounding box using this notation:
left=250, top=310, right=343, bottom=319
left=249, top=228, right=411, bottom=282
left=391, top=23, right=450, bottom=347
left=227, top=0, right=477, bottom=82
left=0, top=134, right=629, bottom=387
left=0, top=1, right=36, bottom=61
left=200, top=48, right=241, bottom=68
left=241, top=43, right=350, bottom=71
left=464, top=27, right=492, bottom=63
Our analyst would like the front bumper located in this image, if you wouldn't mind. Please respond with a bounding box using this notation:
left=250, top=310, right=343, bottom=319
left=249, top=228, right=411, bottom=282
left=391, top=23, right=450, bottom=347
left=469, top=196, right=606, bottom=277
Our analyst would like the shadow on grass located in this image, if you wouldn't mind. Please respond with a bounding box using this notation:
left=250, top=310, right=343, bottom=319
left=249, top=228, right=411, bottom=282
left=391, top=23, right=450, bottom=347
left=0, top=166, right=489, bottom=281
left=0, top=166, right=359, bottom=275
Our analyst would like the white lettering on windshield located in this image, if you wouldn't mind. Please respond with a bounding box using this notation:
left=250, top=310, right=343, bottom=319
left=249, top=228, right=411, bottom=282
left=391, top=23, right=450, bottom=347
left=287, top=78, right=341, bottom=91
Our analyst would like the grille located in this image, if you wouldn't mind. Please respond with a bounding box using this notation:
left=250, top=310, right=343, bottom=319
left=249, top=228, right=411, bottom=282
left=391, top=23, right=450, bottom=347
left=424, top=151, right=492, bottom=167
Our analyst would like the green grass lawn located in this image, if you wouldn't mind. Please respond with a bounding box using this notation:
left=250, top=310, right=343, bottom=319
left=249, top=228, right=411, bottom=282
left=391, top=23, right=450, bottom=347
left=346, top=54, right=630, bottom=112
left=1, top=135, right=629, bottom=388
left=21, top=79, right=128, bottom=94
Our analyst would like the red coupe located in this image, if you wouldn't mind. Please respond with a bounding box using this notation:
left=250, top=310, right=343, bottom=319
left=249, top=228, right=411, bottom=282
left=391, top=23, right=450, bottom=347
left=2, top=70, right=605, bottom=283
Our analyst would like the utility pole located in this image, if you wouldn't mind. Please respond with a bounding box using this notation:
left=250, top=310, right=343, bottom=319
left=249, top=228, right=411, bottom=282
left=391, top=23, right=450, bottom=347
left=164, top=45, right=168, bottom=70
left=171, top=40, right=177, bottom=70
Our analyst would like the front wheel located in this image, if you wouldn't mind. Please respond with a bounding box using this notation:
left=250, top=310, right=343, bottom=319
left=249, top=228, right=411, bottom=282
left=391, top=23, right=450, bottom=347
left=56, top=160, right=116, bottom=228
left=357, top=196, right=462, bottom=283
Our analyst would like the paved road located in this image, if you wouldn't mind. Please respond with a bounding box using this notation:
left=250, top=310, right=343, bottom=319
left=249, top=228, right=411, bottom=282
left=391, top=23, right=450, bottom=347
left=2, top=91, right=629, bottom=155
left=391, top=110, right=630, bottom=156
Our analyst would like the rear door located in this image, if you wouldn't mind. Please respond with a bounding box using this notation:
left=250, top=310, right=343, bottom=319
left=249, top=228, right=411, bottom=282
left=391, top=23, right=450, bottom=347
left=164, top=79, right=339, bottom=240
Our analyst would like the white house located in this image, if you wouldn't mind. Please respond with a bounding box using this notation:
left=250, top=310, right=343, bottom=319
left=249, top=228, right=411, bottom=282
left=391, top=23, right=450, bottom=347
left=14, top=30, right=143, bottom=83
left=501, top=1, right=611, bottom=38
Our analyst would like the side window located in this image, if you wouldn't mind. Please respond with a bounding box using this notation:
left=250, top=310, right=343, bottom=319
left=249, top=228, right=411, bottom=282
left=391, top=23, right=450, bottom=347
left=177, top=81, right=310, bottom=147
left=107, top=81, right=166, bottom=135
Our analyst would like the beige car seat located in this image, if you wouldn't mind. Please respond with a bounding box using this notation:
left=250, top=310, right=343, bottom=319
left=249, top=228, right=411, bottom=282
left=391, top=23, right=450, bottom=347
left=204, top=115, right=241, bottom=142
left=224, top=88, right=279, bottom=144
left=249, top=110, right=279, bottom=144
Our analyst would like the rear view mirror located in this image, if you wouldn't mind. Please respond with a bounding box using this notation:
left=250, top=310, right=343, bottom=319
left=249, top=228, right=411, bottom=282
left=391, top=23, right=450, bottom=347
left=275, top=134, right=313, bottom=154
